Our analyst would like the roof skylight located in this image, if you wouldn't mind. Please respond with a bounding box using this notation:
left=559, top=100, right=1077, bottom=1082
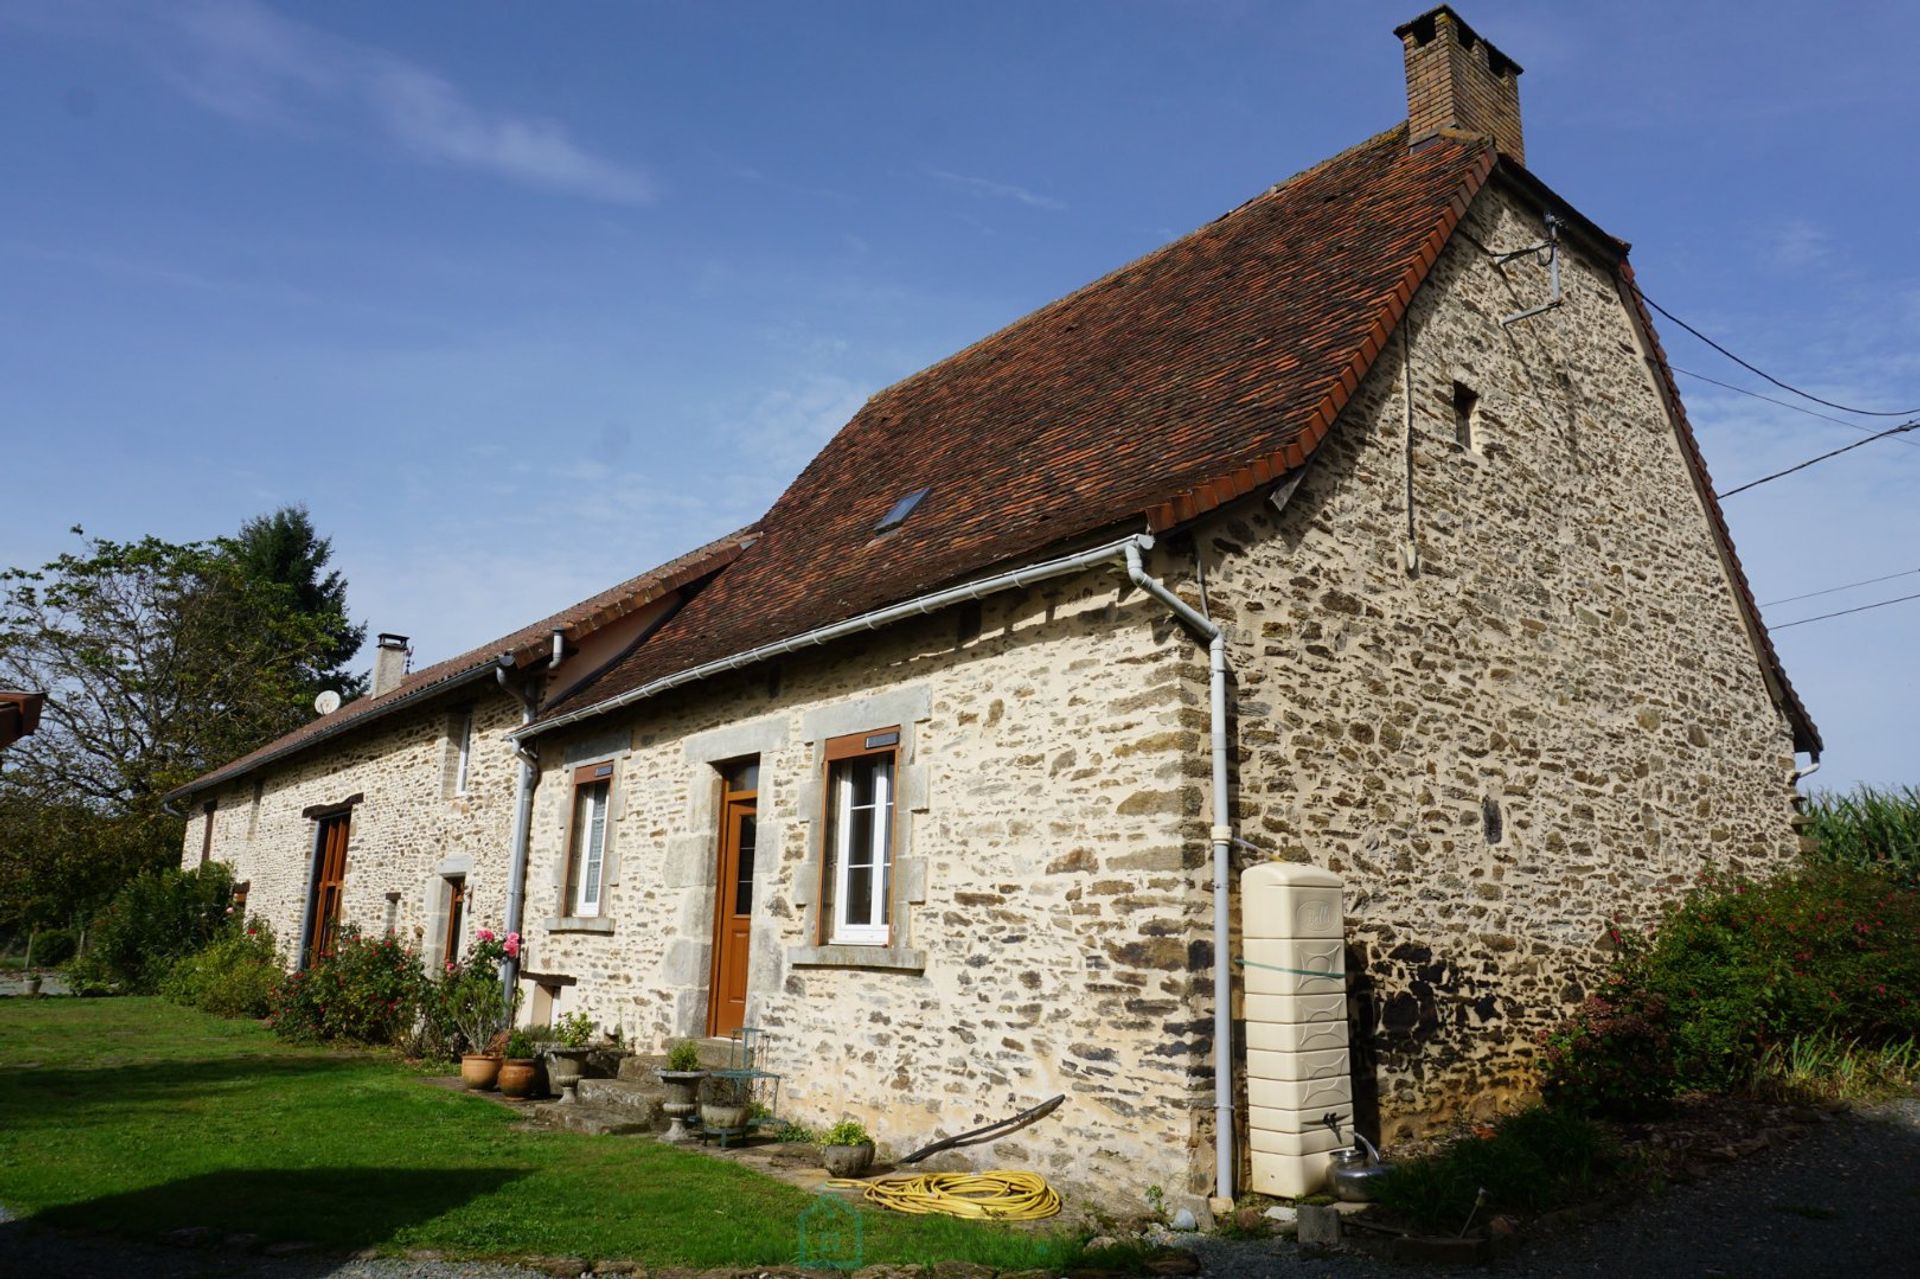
left=875, top=486, right=930, bottom=534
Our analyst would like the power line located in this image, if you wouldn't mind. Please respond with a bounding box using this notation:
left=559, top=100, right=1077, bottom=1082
left=1638, top=287, right=1920, bottom=418
left=1762, top=566, right=1920, bottom=609
left=1716, top=420, right=1920, bottom=498
left=1772, top=590, right=1920, bottom=630
left=1672, top=365, right=1920, bottom=450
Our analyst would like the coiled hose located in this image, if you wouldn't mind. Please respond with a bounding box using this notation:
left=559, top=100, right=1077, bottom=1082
left=826, top=1170, right=1062, bottom=1220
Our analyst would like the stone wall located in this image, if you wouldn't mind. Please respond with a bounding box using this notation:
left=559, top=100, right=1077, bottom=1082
left=181, top=685, right=525, bottom=970
left=517, top=563, right=1222, bottom=1209
left=1200, top=176, right=1802, bottom=1149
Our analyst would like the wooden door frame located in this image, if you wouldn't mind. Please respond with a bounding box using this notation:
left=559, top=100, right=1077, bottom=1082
left=302, top=812, right=351, bottom=969
left=705, top=764, right=759, bottom=1037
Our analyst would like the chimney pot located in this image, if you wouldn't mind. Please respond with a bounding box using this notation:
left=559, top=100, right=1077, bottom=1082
left=372, top=633, right=411, bottom=698
left=1394, top=5, right=1524, bottom=165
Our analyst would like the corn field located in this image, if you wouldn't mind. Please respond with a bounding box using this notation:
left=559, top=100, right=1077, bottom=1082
left=1803, top=784, right=1920, bottom=886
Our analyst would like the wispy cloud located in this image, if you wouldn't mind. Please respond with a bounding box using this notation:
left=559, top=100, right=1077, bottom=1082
left=24, top=0, right=654, bottom=205
left=925, top=167, right=1066, bottom=211
left=1761, top=217, right=1832, bottom=272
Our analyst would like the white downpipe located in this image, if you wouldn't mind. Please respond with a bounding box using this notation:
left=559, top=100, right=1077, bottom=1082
left=1123, top=543, right=1236, bottom=1203
left=496, top=665, right=540, bottom=1014
left=515, top=533, right=1160, bottom=743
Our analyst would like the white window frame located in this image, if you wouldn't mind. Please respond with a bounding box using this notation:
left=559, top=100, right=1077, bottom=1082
left=566, top=763, right=613, bottom=918
left=453, top=707, right=475, bottom=797
left=823, top=731, right=898, bottom=946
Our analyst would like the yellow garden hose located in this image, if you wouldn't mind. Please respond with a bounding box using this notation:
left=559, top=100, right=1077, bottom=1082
left=827, top=1169, right=1062, bottom=1220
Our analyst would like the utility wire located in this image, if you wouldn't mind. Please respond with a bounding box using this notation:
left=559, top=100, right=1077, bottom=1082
left=1773, top=590, right=1920, bottom=630
left=1638, top=288, right=1920, bottom=417
left=1672, top=365, right=1920, bottom=450
left=1716, top=420, right=1920, bottom=498
left=1762, top=566, right=1920, bottom=609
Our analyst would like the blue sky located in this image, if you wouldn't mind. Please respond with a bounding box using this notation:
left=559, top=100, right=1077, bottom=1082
left=2, top=1, right=1915, bottom=789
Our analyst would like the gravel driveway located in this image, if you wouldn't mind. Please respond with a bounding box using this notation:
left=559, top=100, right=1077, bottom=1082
left=4, top=1098, right=1917, bottom=1278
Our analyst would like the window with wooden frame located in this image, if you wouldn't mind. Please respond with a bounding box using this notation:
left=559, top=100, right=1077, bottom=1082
left=449, top=706, right=476, bottom=797
left=818, top=727, right=900, bottom=946
left=564, top=761, right=615, bottom=918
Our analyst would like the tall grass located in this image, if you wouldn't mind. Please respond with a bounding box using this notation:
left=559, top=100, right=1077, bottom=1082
left=1752, top=1031, right=1920, bottom=1103
left=1804, top=785, right=1920, bottom=886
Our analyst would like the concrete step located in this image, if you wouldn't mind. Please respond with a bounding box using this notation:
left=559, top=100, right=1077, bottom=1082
left=530, top=1103, right=654, bottom=1136
left=576, top=1077, right=666, bottom=1123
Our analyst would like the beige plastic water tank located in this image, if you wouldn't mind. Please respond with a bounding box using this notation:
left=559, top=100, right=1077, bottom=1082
left=1240, top=861, right=1349, bottom=1198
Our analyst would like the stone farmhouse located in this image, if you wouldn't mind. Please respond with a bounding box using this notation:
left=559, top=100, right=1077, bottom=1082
left=174, top=8, right=1818, bottom=1215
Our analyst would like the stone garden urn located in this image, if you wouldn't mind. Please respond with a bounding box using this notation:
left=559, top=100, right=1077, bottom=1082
left=655, top=1069, right=706, bottom=1142
left=546, top=1047, right=590, bottom=1103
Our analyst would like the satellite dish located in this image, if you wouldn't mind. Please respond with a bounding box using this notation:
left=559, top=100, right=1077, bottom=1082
left=314, top=690, right=342, bottom=716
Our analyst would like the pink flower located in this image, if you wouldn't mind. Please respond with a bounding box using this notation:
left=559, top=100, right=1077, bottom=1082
left=503, top=935, right=520, bottom=959
left=477, top=929, right=495, bottom=942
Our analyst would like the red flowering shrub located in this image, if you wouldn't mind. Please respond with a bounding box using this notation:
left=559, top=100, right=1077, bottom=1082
left=1633, top=864, right=1920, bottom=1089
left=268, top=926, right=426, bottom=1046
left=1540, top=983, right=1674, bottom=1117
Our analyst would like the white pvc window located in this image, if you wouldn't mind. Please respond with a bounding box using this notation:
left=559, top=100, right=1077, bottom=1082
left=453, top=708, right=475, bottom=796
left=567, top=771, right=612, bottom=917
left=826, top=750, right=894, bottom=945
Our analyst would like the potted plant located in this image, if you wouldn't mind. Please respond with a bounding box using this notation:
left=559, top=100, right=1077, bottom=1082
left=448, top=931, right=518, bottom=1090
left=698, top=1070, right=751, bottom=1134
left=820, top=1119, right=875, bottom=1177
left=544, top=1010, right=595, bottom=1102
left=657, top=1038, right=706, bottom=1142
left=497, top=1028, right=542, bottom=1099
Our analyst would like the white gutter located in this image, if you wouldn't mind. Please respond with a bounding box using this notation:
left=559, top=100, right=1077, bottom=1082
left=1122, top=542, right=1237, bottom=1205
left=515, top=533, right=1160, bottom=742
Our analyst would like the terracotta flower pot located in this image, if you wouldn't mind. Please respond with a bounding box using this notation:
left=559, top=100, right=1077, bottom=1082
left=460, top=1053, right=503, bottom=1090
left=497, top=1057, right=540, bottom=1099
left=821, top=1142, right=875, bottom=1178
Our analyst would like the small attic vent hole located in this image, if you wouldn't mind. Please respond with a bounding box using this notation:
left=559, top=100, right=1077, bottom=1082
left=876, top=486, right=930, bottom=534
left=1482, top=796, right=1504, bottom=845
left=1452, top=381, right=1481, bottom=452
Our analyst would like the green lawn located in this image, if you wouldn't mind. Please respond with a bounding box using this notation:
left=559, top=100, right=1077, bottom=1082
left=0, top=998, right=1088, bottom=1267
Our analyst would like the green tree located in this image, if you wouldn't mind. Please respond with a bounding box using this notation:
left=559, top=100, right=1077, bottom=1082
left=232, top=506, right=368, bottom=700
left=0, top=525, right=353, bottom=934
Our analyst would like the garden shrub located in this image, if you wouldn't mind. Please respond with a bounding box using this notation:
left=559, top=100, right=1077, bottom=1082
left=268, top=927, right=425, bottom=1046
left=1622, top=863, right=1920, bottom=1090
left=29, top=927, right=77, bottom=968
left=1538, top=982, right=1674, bottom=1117
left=1375, top=1106, right=1613, bottom=1233
left=160, top=920, right=283, bottom=1018
left=436, top=930, right=517, bottom=1056
left=69, top=863, right=235, bottom=993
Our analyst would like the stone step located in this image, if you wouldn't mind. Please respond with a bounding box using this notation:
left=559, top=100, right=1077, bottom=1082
left=618, top=1038, right=751, bottom=1079
left=576, top=1078, right=666, bottom=1123
left=530, top=1103, right=654, bottom=1136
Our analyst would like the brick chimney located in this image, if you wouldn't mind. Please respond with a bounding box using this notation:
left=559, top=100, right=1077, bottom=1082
left=372, top=633, right=410, bottom=698
left=1395, top=6, right=1524, bottom=165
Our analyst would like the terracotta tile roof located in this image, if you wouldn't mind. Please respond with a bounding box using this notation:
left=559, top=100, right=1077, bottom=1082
left=169, top=526, right=757, bottom=799
left=543, top=126, right=1497, bottom=718
left=545, top=123, right=1815, bottom=753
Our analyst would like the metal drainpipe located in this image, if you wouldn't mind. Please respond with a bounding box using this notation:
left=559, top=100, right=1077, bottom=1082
left=496, top=662, right=541, bottom=1015
left=1123, top=542, right=1236, bottom=1203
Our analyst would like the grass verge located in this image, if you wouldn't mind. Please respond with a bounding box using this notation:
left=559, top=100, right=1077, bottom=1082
left=1371, top=1107, right=1622, bottom=1234
left=0, top=998, right=1089, bottom=1267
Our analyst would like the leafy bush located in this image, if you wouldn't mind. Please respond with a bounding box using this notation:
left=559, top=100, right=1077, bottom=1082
left=29, top=927, right=77, bottom=968
left=504, top=1028, right=540, bottom=1059
left=1375, top=1107, right=1613, bottom=1233
left=1804, top=785, right=1920, bottom=887
left=552, top=1011, right=594, bottom=1049
left=438, top=930, right=517, bottom=1055
left=1628, top=863, right=1920, bottom=1089
left=823, top=1119, right=871, bottom=1147
left=665, top=1038, right=702, bottom=1072
left=267, top=927, right=425, bottom=1046
left=161, top=920, right=283, bottom=1018
left=69, top=864, right=234, bottom=993
left=1539, top=982, right=1674, bottom=1117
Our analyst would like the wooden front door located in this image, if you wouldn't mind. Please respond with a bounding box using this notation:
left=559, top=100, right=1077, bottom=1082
left=707, top=761, right=759, bottom=1037
left=307, top=814, right=350, bottom=967
left=442, top=875, right=467, bottom=963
